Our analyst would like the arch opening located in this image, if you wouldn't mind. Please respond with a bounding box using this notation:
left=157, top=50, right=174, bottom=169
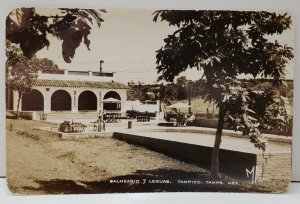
left=51, top=90, right=71, bottom=111
left=78, top=91, right=97, bottom=111
left=22, top=89, right=44, bottom=111
left=103, top=91, right=121, bottom=111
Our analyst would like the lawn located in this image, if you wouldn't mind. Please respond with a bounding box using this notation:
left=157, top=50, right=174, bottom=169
left=6, top=119, right=288, bottom=194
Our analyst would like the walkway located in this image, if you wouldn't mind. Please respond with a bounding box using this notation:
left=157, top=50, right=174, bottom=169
left=44, top=117, right=291, bottom=155
left=119, top=130, right=291, bottom=154
left=111, top=121, right=291, bottom=155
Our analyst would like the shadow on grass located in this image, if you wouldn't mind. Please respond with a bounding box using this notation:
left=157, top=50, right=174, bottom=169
left=22, top=168, right=267, bottom=194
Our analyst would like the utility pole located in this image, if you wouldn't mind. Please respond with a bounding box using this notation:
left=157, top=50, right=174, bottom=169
left=188, top=82, right=192, bottom=114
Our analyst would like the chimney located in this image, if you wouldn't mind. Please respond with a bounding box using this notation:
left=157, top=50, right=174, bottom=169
left=100, top=60, right=104, bottom=74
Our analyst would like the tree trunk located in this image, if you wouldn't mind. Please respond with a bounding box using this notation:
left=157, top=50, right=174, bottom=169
left=211, top=107, right=225, bottom=178
left=16, top=92, right=22, bottom=119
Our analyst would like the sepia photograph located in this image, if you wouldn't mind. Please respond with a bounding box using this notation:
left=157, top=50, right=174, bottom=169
left=5, top=8, right=294, bottom=194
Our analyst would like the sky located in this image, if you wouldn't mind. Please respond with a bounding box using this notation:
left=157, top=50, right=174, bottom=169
left=36, top=8, right=295, bottom=84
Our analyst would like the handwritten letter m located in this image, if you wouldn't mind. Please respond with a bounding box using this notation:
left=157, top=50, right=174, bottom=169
left=246, top=166, right=256, bottom=184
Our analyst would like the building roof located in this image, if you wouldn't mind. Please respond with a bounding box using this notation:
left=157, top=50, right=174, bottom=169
left=33, top=79, right=127, bottom=89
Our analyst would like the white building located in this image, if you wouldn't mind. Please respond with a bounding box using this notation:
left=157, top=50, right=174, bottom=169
left=7, top=70, right=128, bottom=119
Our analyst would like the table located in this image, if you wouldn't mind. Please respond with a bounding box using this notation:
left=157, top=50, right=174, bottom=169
left=104, top=112, right=121, bottom=123
left=136, top=112, right=151, bottom=122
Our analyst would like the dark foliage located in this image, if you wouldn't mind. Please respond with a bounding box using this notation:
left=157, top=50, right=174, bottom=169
left=6, top=8, right=106, bottom=63
left=154, top=10, right=294, bottom=177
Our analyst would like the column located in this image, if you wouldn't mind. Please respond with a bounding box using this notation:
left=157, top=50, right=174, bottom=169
left=97, top=90, right=102, bottom=111
left=119, top=89, right=127, bottom=114
left=43, top=91, right=51, bottom=113
left=71, top=90, right=78, bottom=112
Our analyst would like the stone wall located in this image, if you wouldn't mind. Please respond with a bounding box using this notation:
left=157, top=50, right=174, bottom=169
left=256, top=153, right=291, bottom=182
left=113, top=132, right=291, bottom=182
left=10, top=111, right=37, bottom=120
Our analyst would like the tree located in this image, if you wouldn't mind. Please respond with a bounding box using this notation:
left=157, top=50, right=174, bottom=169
left=157, top=83, right=177, bottom=105
left=6, top=41, right=59, bottom=118
left=6, top=63, right=36, bottom=119
left=127, top=82, right=146, bottom=101
left=176, top=76, right=187, bottom=86
left=154, top=10, right=294, bottom=178
left=6, top=8, right=106, bottom=63
left=6, top=41, right=35, bottom=118
left=30, top=57, right=59, bottom=72
left=176, top=76, right=189, bottom=100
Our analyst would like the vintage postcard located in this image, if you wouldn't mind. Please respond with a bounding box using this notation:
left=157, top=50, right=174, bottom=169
left=6, top=8, right=294, bottom=194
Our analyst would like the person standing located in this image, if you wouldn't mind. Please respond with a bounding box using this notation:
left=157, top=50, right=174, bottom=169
left=97, top=110, right=104, bottom=132
left=102, top=110, right=106, bottom=131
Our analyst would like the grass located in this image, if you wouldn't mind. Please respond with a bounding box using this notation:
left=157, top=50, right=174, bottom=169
left=6, top=119, right=289, bottom=194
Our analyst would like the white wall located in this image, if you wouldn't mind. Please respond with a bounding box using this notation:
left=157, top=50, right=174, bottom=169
left=37, top=71, right=116, bottom=82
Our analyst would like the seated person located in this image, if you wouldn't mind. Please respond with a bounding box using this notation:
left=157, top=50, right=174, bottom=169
left=170, top=108, right=177, bottom=114
left=184, top=113, right=196, bottom=126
